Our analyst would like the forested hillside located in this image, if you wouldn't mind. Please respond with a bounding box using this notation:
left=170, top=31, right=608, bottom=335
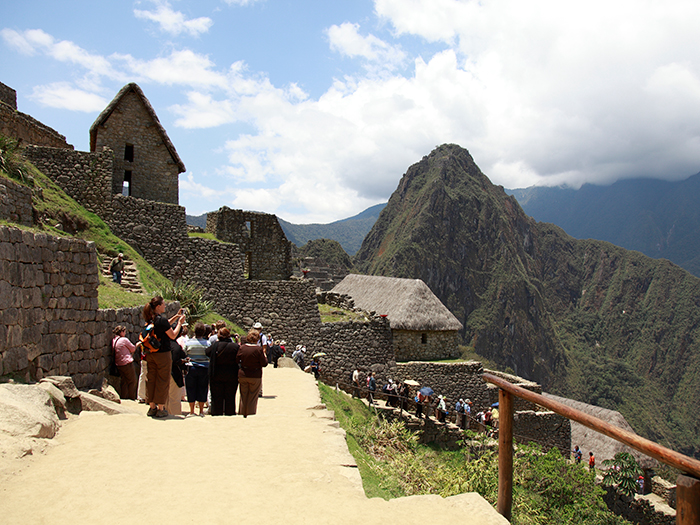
left=509, top=173, right=700, bottom=277
left=355, top=144, right=700, bottom=458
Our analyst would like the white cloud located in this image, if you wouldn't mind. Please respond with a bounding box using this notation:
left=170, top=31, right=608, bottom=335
left=134, top=1, right=213, bottom=37
left=327, top=22, right=406, bottom=70
left=116, top=49, right=228, bottom=88
left=30, top=83, right=108, bottom=111
left=1, top=29, right=112, bottom=76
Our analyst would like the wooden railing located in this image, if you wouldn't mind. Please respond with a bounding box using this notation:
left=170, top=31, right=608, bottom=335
left=482, top=372, right=700, bottom=524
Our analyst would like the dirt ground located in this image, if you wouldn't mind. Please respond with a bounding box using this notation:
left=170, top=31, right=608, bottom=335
left=0, top=367, right=507, bottom=524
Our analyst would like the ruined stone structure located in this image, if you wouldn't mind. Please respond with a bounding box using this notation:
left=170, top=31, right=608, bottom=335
left=90, top=83, right=184, bottom=204
left=24, top=146, right=114, bottom=218
left=206, top=206, right=293, bottom=281
left=0, top=80, right=568, bottom=455
left=0, top=224, right=183, bottom=388
left=0, top=82, right=72, bottom=150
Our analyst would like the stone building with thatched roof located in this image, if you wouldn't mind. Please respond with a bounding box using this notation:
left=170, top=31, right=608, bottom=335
left=89, top=83, right=185, bottom=204
left=331, top=274, right=463, bottom=361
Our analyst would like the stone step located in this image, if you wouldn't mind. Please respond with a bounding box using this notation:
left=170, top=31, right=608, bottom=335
left=100, top=256, right=144, bottom=293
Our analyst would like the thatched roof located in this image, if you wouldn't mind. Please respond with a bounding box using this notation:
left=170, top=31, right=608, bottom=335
left=543, top=393, right=657, bottom=470
left=331, top=274, right=463, bottom=331
left=89, top=83, right=186, bottom=173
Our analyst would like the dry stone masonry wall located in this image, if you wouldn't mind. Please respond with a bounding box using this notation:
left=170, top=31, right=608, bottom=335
left=181, top=236, right=244, bottom=292
left=316, top=317, right=396, bottom=390
left=0, top=81, right=17, bottom=108
left=393, top=329, right=461, bottom=361
left=206, top=207, right=293, bottom=280
left=0, top=224, right=180, bottom=389
left=0, top=82, right=71, bottom=150
left=23, top=146, right=114, bottom=218
left=108, top=194, right=188, bottom=280
left=0, top=176, right=33, bottom=226
left=221, top=280, right=323, bottom=350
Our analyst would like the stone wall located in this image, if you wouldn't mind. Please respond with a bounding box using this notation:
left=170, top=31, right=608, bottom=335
left=24, top=146, right=114, bottom=218
left=92, top=89, right=179, bottom=204
left=0, top=225, right=98, bottom=386
left=316, top=317, right=396, bottom=390
left=0, top=88, right=71, bottom=150
left=108, top=194, right=188, bottom=280
left=603, top=487, right=675, bottom=525
left=181, top=236, right=244, bottom=292
left=395, top=361, right=492, bottom=411
left=0, top=82, right=17, bottom=109
left=0, top=224, right=181, bottom=389
left=0, top=176, right=33, bottom=226
left=393, top=329, right=461, bottom=361
left=513, top=410, right=571, bottom=453
left=218, top=280, right=323, bottom=350
left=652, top=476, right=676, bottom=509
left=206, top=207, right=293, bottom=280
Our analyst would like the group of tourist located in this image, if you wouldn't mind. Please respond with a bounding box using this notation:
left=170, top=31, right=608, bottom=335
left=111, top=296, right=270, bottom=419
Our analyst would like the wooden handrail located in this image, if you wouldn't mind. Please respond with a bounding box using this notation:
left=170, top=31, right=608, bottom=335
left=482, top=372, right=700, bottom=478
left=483, top=372, right=700, bottom=524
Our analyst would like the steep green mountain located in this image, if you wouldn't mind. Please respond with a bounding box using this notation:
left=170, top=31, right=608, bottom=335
left=297, top=238, right=353, bottom=270
left=355, top=144, right=700, bottom=458
left=278, top=203, right=386, bottom=255
left=186, top=213, right=207, bottom=229
left=508, top=174, right=700, bottom=277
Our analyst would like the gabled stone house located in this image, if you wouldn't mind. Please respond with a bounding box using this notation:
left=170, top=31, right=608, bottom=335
left=89, top=83, right=185, bottom=204
left=331, top=274, right=463, bottom=361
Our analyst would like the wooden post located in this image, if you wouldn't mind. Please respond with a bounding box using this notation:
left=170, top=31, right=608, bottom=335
left=497, top=388, right=513, bottom=521
left=677, top=474, right=700, bottom=525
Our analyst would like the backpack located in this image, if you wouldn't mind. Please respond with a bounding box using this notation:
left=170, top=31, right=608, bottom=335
left=138, top=323, right=161, bottom=354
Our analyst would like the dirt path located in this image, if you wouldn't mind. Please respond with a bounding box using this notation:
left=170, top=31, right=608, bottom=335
left=0, top=367, right=507, bottom=524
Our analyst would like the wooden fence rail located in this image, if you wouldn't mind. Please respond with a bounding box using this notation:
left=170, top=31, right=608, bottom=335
left=482, top=372, right=700, bottom=524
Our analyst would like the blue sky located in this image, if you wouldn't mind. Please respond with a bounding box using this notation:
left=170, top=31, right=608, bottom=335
left=3, top=0, right=700, bottom=223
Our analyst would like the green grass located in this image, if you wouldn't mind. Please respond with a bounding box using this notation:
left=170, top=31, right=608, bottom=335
left=318, top=303, right=368, bottom=323
left=188, top=232, right=220, bottom=241
left=97, top=273, right=152, bottom=309
left=0, top=157, right=172, bottom=307
left=318, top=383, right=404, bottom=498
left=318, top=383, right=628, bottom=524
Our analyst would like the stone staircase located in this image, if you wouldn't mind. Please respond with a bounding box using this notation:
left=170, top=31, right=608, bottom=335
left=100, top=256, right=144, bottom=293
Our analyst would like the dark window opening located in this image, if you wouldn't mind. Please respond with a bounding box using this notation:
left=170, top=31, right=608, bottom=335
left=122, top=171, right=132, bottom=196
left=124, top=144, right=134, bottom=162
left=244, top=251, right=252, bottom=279
left=421, top=333, right=427, bottom=345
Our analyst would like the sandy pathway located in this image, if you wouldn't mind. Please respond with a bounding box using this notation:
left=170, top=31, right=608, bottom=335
left=0, top=367, right=507, bottom=524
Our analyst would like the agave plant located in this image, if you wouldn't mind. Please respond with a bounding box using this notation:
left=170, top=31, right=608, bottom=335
left=156, top=280, right=214, bottom=324
left=601, top=452, right=642, bottom=498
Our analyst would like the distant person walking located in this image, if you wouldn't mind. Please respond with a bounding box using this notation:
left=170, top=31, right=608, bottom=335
left=109, top=253, right=125, bottom=284
left=367, top=372, right=376, bottom=405
left=589, top=451, right=596, bottom=471
left=573, top=445, right=583, bottom=464
left=352, top=368, right=360, bottom=398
